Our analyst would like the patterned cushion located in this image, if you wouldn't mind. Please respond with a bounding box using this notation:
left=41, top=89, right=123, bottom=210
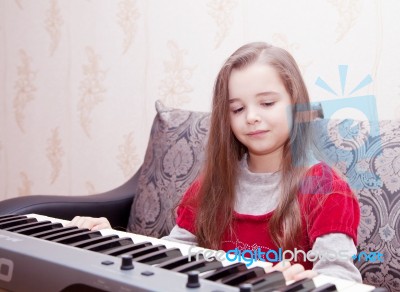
left=313, top=119, right=400, bottom=290
left=127, top=101, right=210, bottom=238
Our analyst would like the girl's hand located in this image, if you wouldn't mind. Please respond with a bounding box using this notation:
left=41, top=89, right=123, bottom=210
left=266, top=261, right=318, bottom=281
left=66, top=216, right=112, bottom=231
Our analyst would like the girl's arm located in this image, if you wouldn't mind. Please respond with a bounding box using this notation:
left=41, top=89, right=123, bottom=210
left=311, top=233, right=362, bottom=283
left=161, top=224, right=198, bottom=245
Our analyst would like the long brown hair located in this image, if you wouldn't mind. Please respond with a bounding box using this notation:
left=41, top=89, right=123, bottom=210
left=196, top=42, right=313, bottom=251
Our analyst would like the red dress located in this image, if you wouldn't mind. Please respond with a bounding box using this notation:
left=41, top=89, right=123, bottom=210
left=176, top=163, right=360, bottom=270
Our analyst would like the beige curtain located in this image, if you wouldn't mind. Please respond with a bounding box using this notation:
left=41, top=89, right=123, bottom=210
left=0, top=0, right=399, bottom=200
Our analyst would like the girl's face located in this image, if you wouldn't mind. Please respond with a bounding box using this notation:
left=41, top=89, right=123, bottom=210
left=228, top=63, right=292, bottom=172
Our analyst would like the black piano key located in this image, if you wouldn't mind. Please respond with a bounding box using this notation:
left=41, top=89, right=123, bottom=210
left=16, top=222, right=63, bottom=236
left=172, top=257, right=223, bottom=273
left=52, top=230, right=102, bottom=244
left=103, top=242, right=152, bottom=256
left=4, top=220, right=51, bottom=232
left=310, top=283, right=337, bottom=292
left=41, top=228, right=90, bottom=241
left=156, top=253, right=202, bottom=270
left=220, top=266, right=265, bottom=286
left=202, top=262, right=248, bottom=281
left=84, top=237, right=133, bottom=252
left=31, top=226, right=77, bottom=238
left=277, top=278, right=316, bottom=292
left=244, top=270, right=286, bottom=291
left=0, top=215, right=27, bottom=222
left=71, top=234, right=119, bottom=248
left=133, top=248, right=182, bottom=265
left=123, top=244, right=166, bottom=259
left=0, top=217, right=36, bottom=229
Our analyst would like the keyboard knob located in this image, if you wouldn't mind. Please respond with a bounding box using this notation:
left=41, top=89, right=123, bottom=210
left=186, top=270, right=200, bottom=288
left=120, top=255, right=134, bottom=270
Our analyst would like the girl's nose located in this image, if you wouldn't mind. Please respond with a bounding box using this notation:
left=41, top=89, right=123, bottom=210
left=246, top=109, right=261, bottom=124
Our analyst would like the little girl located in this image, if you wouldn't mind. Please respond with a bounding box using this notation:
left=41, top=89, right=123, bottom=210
left=161, top=42, right=362, bottom=282
left=69, top=42, right=362, bottom=283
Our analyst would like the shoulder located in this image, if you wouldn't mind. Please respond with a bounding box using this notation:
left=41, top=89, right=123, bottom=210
left=298, top=162, right=359, bottom=219
left=180, top=178, right=202, bottom=204
left=305, top=162, right=341, bottom=180
left=178, top=177, right=204, bottom=213
left=300, top=162, right=352, bottom=196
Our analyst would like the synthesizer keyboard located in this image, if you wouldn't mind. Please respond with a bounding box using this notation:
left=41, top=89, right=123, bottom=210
left=0, top=214, right=378, bottom=292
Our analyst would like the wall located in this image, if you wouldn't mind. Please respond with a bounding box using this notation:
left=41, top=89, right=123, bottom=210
left=0, top=0, right=399, bottom=199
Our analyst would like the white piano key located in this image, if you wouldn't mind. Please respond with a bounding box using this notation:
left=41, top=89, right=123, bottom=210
left=313, top=275, right=376, bottom=292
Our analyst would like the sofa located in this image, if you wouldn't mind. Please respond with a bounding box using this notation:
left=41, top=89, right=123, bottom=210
left=0, top=100, right=399, bottom=291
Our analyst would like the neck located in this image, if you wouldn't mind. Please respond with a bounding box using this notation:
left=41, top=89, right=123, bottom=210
left=247, top=151, right=283, bottom=173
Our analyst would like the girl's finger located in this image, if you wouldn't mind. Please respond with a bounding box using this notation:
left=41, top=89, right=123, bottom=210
left=292, top=270, right=318, bottom=281
left=66, top=216, right=81, bottom=227
left=281, top=264, right=305, bottom=281
left=91, top=221, right=112, bottom=231
left=272, top=260, right=292, bottom=271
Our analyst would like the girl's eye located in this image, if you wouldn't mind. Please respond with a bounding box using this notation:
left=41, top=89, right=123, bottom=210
left=262, top=102, right=275, bottom=107
left=232, top=107, right=244, bottom=114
